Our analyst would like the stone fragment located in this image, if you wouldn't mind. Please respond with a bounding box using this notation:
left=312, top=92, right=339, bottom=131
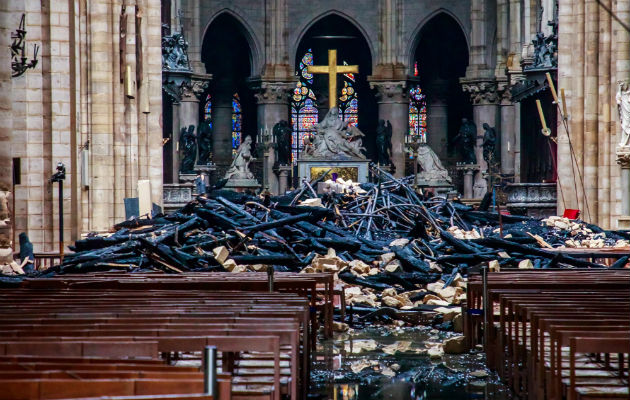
left=381, top=287, right=397, bottom=298
left=368, top=268, right=379, bottom=275
left=231, top=264, right=247, bottom=273
left=488, top=260, right=500, bottom=272
left=389, top=238, right=410, bottom=247
left=422, top=294, right=442, bottom=304
left=470, top=370, right=489, bottom=379
left=333, top=321, right=349, bottom=332
left=349, top=259, right=371, bottom=275
left=223, top=259, right=237, bottom=271
left=350, top=360, right=371, bottom=373
left=384, top=260, right=402, bottom=273
left=443, top=335, right=466, bottom=354
left=379, top=252, right=396, bottom=264
left=426, top=298, right=450, bottom=306
left=382, top=296, right=403, bottom=308
left=429, top=261, right=443, bottom=273
left=212, top=246, right=229, bottom=264
left=300, top=198, right=323, bottom=207
left=434, top=307, right=462, bottom=322
left=427, top=346, right=444, bottom=359
left=518, top=259, right=534, bottom=269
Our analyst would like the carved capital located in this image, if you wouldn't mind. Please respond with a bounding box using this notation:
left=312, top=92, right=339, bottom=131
left=460, top=78, right=500, bottom=105
left=617, top=146, right=630, bottom=168
left=179, top=79, right=208, bottom=101
left=252, top=81, right=294, bottom=105
left=370, top=81, right=408, bottom=103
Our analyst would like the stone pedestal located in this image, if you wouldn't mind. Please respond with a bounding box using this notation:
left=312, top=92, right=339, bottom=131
left=370, top=81, right=409, bottom=177
left=194, top=164, right=217, bottom=193
left=163, top=183, right=194, bottom=213
left=224, top=179, right=261, bottom=193
left=456, top=164, right=480, bottom=199
left=178, top=173, right=196, bottom=184
left=415, top=179, right=455, bottom=198
left=505, top=182, right=557, bottom=218
left=297, top=159, right=370, bottom=183
left=275, top=165, right=292, bottom=194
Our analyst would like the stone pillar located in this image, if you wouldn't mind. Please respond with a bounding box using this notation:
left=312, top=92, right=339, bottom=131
left=177, top=78, right=209, bottom=177
left=425, top=79, right=449, bottom=161
left=499, top=89, right=516, bottom=176
left=252, top=81, right=293, bottom=194
left=0, top=3, right=13, bottom=254
left=461, top=79, right=500, bottom=198
left=212, top=84, right=235, bottom=167
left=370, top=81, right=408, bottom=177
left=276, top=165, right=292, bottom=195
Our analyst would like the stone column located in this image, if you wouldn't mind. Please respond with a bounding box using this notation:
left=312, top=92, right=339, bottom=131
left=0, top=3, right=13, bottom=254
left=461, top=79, right=500, bottom=198
left=177, top=78, right=209, bottom=176
left=370, top=81, right=408, bottom=177
left=212, top=83, right=235, bottom=167
left=252, top=81, right=293, bottom=194
left=499, top=88, right=515, bottom=176
left=425, top=79, right=449, bottom=161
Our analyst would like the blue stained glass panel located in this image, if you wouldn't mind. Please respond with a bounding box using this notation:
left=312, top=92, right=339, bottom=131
left=232, top=93, right=242, bottom=155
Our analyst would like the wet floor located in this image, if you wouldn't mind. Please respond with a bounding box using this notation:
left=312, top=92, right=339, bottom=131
left=309, top=326, right=513, bottom=400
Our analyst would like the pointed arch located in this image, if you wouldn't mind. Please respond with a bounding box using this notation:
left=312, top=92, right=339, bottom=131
left=406, top=9, right=470, bottom=75
left=291, top=10, right=376, bottom=69
left=201, top=8, right=262, bottom=76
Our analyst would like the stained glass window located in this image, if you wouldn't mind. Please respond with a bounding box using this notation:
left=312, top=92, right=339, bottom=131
left=204, top=94, right=212, bottom=128
left=409, top=85, right=427, bottom=143
left=339, top=61, right=358, bottom=127
left=291, top=49, right=318, bottom=163
left=232, top=93, right=242, bottom=156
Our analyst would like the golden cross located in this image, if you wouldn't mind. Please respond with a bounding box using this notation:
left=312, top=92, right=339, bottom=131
left=307, top=49, right=359, bottom=109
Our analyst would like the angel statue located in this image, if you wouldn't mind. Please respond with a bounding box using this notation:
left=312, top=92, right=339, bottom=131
left=225, top=135, right=255, bottom=180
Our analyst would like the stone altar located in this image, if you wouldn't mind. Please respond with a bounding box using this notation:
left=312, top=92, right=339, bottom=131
left=505, top=182, right=557, bottom=218
left=297, top=107, right=370, bottom=183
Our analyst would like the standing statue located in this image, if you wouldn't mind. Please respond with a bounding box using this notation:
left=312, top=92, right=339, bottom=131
left=273, top=120, right=293, bottom=166
left=452, top=118, right=478, bottom=164
left=225, top=135, right=255, bottom=180
left=179, top=125, right=197, bottom=173
left=482, top=123, right=497, bottom=164
left=375, top=119, right=393, bottom=165
left=197, top=120, right=213, bottom=165
left=616, top=80, right=630, bottom=147
left=417, top=144, right=452, bottom=184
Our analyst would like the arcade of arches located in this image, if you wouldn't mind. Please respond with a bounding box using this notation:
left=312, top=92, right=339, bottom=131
left=0, top=0, right=629, bottom=253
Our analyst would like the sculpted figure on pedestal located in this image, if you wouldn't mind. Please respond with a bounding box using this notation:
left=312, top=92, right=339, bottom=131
left=375, top=119, right=393, bottom=166
left=452, top=118, right=477, bottom=164
left=302, top=107, right=366, bottom=160
left=197, top=120, right=213, bottom=165
left=225, top=136, right=255, bottom=180
left=616, top=80, right=630, bottom=148
left=273, top=120, right=293, bottom=166
left=416, top=144, right=452, bottom=184
left=179, top=125, right=197, bottom=173
left=482, top=123, right=497, bottom=164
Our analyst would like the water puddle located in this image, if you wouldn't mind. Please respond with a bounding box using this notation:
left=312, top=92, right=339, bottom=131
left=309, top=326, right=513, bottom=400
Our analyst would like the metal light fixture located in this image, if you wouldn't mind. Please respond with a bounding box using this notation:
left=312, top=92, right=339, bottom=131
left=11, top=14, right=39, bottom=78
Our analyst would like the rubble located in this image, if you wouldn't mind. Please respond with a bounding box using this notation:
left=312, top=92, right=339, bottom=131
left=7, top=163, right=626, bottom=333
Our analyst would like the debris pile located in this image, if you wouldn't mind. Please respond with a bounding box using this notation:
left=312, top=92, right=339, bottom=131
left=5, top=165, right=628, bottom=326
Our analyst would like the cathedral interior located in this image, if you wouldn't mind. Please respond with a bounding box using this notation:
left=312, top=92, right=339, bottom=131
left=0, top=1, right=629, bottom=399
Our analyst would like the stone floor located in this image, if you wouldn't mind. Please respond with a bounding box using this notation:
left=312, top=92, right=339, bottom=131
left=309, top=326, right=513, bottom=400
